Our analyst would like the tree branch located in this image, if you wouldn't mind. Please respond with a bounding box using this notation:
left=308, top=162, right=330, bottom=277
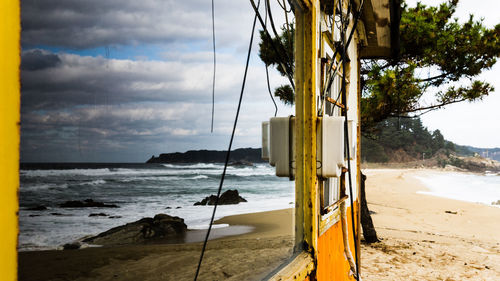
left=388, top=98, right=468, bottom=119
left=415, top=72, right=450, bottom=83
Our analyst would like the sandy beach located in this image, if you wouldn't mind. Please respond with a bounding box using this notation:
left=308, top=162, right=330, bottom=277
left=19, top=169, right=500, bottom=280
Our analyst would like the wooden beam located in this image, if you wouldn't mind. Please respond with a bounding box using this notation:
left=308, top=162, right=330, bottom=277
left=267, top=252, right=315, bottom=281
left=294, top=0, right=319, bottom=254
left=0, top=0, right=20, bottom=280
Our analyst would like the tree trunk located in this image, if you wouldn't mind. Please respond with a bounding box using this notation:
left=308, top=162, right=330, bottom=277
left=360, top=173, right=379, bottom=243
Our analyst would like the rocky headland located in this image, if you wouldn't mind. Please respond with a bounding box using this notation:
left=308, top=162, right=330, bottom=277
left=146, top=148, right=264, bottom=164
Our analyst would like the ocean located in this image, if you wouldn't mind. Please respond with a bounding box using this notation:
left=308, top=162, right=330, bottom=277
left=19, top=163, right=294, bottom=251
left=416, top=171, right=500, bottom=206
left=19, top=165, right=500, bottom=252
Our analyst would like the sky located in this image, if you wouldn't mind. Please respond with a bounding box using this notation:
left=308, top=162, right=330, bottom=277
left=20, top=0, right=499, bottom=162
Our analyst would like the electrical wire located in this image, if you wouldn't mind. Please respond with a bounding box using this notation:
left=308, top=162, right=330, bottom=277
left=277, top=0, right=292, bottom=13
left=210, top=0, right=216, bottom=133
left=323, top=0, right=364, bottom=107
left=193, top=1, right=260, bottom=279
left=265, top=0, right=278, bottom=117
left=338, top=0, right=362, bottom=279
left=278, top=0, right=291, bottom=35
left=265, top=65, right=278, bottom=117
left=265, top=0, right=293, bottom=74
left=250, top=0, right=295, bottom=90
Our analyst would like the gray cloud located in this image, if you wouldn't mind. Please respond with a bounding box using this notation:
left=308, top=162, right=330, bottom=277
left=21, top=49, right=247, bottom=111
left=21, top=0, right=268, bottom=50
left=21, top=49, right=62, bottom=71
left=20, top=0, right=293, bottom=162
left=20, top=49, right=293, bottom=162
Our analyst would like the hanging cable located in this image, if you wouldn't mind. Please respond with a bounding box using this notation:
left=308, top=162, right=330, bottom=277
left=265, top=66, right=278, bottom=117
left=265, top=0, right=294, bottom=76
left=249, top=0, right=295, bottom=90
left=339, top=0, right=362, bottom=279
left=278, top=0, right=291, bottom=35
left=193, top=1, right=260, bottom=280
left=210, top=0, right=216, bottom=133
left=323, top=0, right=364, bottom=104
left=265, top=0, right=278, bottom=116
left=277, top=0, right=292, bottom=13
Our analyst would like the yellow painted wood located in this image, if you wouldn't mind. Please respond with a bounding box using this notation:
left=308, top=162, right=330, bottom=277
left=356, top=55, right=362, bottom=273
left=294, top=0, right=319, bottom=254
left=319, top=206, right=340, bottom=235
left=317, top=206, right=358, bottom=281
left=294, top=3, right=306, bottom=250
left=0, top=0, right=21, bottom=280
left=268, top=252, right=315, bottom=281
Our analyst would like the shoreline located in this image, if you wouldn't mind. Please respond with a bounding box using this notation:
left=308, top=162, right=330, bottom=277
left=19, top=209, right=294, bottom=281
left=19, top=168, right=500, bottom=280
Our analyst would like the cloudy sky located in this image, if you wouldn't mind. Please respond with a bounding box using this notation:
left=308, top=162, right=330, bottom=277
left=21, top=0, right=499, bottom=162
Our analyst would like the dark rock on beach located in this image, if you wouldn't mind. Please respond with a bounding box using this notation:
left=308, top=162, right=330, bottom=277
left=83, top=214, right=187, bottom=245
left=62, top=242, right=81, bottom=250
left=194, top=189, right=247, bottom=206
left=26, top=205, right=48, bottom=211
left=59, top=199, right=119, bottom=208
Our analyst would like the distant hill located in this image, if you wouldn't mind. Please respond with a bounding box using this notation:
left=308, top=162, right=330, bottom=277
left=146, top=148, right=265, bottom=164
left=361, top=117, right=455, bottom=163
left=361, top=117, right=500, bottom=168
left=465, top=146, right=500, bottom=162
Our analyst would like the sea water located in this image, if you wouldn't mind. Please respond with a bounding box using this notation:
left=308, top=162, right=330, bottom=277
left=19, top=163, right=294, bottom=251
left=416, top=171, right=500, bottom=206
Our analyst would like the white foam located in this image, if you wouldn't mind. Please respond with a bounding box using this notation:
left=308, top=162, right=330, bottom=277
left=22, top=183, right=69, bottom=191
left=416, top=172, right=500, bottom=206
left=189, top=223, right=229, bottom=230
left=78, top=179, right=106, bottom=186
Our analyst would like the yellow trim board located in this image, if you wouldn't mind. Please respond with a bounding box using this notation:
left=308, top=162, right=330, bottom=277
left=0, top=0, right=20, bottom=280
left=267, top=252, right=315, bottom=281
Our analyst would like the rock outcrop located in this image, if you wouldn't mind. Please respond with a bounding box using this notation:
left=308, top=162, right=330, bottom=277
left=83, top=214, right=187, bottom=245
left=194, top=189, right=247, bottom=206
left=59, top=199, right=119, bottom=208
left=63, top=242, right=81, bottom=250
left=146, top=148, right=264, bottom=164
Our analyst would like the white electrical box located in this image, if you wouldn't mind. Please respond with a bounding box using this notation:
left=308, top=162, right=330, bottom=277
left=317, top=116, right=344, bottom=178
left=261, top=121, right=270, bottom=161
left=347, top=120, right=356, bottom=160
left=269, top=117, right=294, bottom=178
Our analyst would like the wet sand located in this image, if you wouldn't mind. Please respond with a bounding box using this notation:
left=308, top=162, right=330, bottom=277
left=18, top=169, right=500, bottom=280
left=18, top=209, right=294, bottom=281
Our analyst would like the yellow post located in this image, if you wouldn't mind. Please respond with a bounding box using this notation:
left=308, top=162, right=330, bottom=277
left=0, top=0, right=20, bottom=280
left=294, top=0, right=319, bottom=253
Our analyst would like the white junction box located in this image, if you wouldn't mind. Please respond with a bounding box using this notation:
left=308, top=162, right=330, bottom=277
left=264, top=116, right=350, bottom=179
left=317, top=116, right=344, bottom=178
left=347, top=120, right=357, bottom=159
left=267, top=116, right=295, bottom=178
left=261, top=121, right=270, bottom=161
